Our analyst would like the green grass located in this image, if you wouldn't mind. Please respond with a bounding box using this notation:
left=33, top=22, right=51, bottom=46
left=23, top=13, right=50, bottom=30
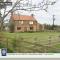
left=0, top=32, right=60, bottom=53
left=4, top=32, right=60, bottom=45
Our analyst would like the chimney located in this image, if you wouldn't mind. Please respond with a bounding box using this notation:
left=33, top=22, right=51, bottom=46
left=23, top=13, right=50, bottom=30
left=31, top=14, right=34, bottom=17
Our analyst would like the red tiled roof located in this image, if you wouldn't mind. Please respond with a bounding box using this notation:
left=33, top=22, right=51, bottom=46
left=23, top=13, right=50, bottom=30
left=11, top=14, right=36, bottom=21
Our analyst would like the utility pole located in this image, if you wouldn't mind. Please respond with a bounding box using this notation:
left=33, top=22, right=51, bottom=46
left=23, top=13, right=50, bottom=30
left=52, top=15, right=55, bottom=30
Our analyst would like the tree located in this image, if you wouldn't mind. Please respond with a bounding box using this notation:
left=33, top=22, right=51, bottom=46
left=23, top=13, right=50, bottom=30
left=9, top=21, right=15, bottom=33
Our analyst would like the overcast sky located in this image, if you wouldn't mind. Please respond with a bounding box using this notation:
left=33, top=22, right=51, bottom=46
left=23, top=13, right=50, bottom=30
left=4, top=0, right=60, bottom=25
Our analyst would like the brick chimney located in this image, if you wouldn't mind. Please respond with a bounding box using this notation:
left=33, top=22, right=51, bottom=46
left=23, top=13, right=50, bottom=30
left=31, top=14, right=34, bottom=17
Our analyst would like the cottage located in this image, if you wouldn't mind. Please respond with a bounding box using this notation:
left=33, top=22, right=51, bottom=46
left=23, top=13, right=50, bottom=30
left=10, top=14, right=43, bottom=32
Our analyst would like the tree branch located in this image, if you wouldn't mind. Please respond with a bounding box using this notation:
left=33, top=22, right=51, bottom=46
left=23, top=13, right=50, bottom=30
left=2, top=0, right=21, bottom=20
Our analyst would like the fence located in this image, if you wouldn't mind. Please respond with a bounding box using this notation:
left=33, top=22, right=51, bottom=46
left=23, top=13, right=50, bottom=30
left=0, top=34, right=60, bottom=53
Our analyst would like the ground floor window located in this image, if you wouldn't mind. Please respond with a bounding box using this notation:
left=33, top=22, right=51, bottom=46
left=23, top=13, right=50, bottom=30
left=17, top=27, right=21, bottom=30
left=30, top=27, right=33, bottom=30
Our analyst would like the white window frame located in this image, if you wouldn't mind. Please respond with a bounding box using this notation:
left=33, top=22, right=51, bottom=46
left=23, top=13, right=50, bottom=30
left=29, top=21, right=33, bottom=24
left=21, top=21, right=23, bottom=24
left=19, top=21, right=23, bottom=24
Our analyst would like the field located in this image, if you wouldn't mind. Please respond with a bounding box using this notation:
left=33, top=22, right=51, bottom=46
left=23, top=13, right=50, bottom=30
left=0, top=32, right=60, bottom=53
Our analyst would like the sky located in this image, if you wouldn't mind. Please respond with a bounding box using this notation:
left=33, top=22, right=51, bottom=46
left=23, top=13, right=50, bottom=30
left=3, top=0, right=60, bottom=25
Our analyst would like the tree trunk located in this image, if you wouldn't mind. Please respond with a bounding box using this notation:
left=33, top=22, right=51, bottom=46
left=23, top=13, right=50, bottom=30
left=0, top=17, right=4, bottom=31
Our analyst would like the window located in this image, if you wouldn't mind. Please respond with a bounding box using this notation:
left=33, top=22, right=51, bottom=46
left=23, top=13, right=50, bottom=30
left=19, top=21, right=23, bottom=24
left=30, top=27, right=33, bottom=30
left=17, top=27, right=21, bottom=30
left=15, top=21, right=18, bottom=23
left=19, top=21, right=21, bottom=23
left=29, top=21, right=33, bottom=24
left=21, top=21, right=23, bottom=24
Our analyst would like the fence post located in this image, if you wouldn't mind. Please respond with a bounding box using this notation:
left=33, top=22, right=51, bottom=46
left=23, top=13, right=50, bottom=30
left=32, top=37, right=37, bottom=53
left=47, top=36, right=52, bottom=52
left=58, top=35, right=60, bottom=42
left=6, top=38, right=8, bottom=49
left=44, top=36, right=52, bottom=53
left=11, top=35, right=17, bottom=53
left=19, top=37, right=24, bottom=53
left=48, top=36, right=52, bottom=47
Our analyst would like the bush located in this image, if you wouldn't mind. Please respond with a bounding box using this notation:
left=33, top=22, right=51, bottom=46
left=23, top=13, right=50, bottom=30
left=9, top=22, right=15, bottom=33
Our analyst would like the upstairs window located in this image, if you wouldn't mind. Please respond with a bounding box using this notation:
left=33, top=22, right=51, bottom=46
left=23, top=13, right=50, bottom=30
left=21, top=21, right=23, bottom=24
left=15, top=21, right=19, bottom=23
left=19, top=21, right=23, bottom=24
left=29, top=21, right=33, bottom=24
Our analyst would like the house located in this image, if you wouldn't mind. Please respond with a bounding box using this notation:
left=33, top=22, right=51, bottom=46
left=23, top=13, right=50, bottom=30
left=10, top=14, right=43, bottom=32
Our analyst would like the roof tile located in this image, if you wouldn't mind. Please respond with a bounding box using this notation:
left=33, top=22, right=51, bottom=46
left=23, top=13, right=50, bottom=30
left=11, top=15, right=36, bottom=21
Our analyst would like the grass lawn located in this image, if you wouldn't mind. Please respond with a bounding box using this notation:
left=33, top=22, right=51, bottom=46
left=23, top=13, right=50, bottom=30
left=0, top=32, right=60, bottom=53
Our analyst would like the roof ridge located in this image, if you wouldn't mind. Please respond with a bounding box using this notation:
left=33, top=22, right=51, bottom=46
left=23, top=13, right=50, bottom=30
left=13, top=14, right=33, bottom=17
left=11, top=14, right=37, bottom=21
